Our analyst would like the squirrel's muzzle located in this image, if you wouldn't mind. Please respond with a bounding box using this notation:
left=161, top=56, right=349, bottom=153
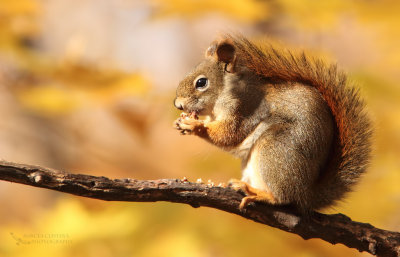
left=174, top=97, right=185, bottom=110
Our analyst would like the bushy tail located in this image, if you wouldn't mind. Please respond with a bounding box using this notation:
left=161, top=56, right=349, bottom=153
left=227, top=34, right=372, bottom=209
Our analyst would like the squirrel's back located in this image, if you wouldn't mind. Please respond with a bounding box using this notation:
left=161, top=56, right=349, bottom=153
left=227, top=34, right=372, bottom=210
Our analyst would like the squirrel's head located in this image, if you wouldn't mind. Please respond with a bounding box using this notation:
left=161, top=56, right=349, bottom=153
left=174, top=39, right=237, bottom=116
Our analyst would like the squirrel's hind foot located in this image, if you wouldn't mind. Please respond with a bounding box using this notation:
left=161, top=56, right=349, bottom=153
left=228, top=179, right=276, bottom=210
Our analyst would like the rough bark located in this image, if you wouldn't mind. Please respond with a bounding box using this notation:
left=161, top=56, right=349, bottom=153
left=0, top=160, right=399, bottom=256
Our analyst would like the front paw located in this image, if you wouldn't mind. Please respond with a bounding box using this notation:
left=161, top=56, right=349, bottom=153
left=174, top=115, right=204, bottom=135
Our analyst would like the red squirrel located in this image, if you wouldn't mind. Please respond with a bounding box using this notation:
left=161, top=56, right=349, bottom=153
left=173, top=34, right=372, bottom=214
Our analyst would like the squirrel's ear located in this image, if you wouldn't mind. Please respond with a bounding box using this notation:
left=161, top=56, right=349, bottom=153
left=206, top=39, right=236, bottom=73
left=205, top=41, right=218, bottom=57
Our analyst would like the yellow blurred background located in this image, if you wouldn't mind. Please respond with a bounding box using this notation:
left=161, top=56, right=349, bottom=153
left=0, top=0, right=399, bottom=256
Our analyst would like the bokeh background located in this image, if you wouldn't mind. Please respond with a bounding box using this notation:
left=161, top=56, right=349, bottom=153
left=0, top=0, right=399, bottom=256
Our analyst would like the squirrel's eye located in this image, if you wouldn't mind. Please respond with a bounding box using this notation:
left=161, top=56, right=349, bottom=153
left=195, top=77, right=208, bottom=90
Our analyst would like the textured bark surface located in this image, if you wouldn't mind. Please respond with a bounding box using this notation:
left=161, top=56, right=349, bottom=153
left=0, top=160, right=399, bottom=256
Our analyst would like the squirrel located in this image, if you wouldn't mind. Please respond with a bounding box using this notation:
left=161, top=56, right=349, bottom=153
left=173, top=34, right=372, bottom=215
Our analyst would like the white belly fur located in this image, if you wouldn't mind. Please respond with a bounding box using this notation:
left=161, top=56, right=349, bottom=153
left=241, top=144, right=269, bottom=191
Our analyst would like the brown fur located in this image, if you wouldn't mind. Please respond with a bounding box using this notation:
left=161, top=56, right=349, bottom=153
left=225, top=35, right=372, bottom=210
left=174, top=34, right=372, bottom=214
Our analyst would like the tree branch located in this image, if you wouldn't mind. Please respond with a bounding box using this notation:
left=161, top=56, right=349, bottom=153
left=0, top=160, right=399, bottom=256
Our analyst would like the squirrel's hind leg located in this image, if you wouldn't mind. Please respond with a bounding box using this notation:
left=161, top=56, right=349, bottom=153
left=228, top=179, right=276, bottom=210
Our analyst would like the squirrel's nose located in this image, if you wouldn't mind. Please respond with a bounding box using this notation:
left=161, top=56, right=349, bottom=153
left=174, top=98, right=184, bottom=110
